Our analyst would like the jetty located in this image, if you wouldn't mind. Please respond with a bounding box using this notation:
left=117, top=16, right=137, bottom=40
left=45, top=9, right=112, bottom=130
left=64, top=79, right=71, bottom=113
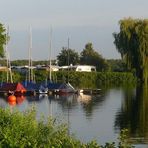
left=79, top=88, right=101, bottom=95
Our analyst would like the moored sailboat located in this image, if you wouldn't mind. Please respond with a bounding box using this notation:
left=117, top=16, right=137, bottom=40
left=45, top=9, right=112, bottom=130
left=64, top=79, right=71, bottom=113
left=47, top=37, right=77, bottom=95
left=0, top=26, right=26, bottom=96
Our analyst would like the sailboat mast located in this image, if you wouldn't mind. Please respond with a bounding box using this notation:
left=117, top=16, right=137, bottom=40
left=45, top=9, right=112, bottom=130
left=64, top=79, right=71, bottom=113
left=49, top=27, right=52, bottom=82
left=7, top=52, right=13, bottom=83
left=28, top=26, right=32, bottom=82
left=7, top=26, right=13, bottom=83
left=5, top=27, right=9, bottom=82
left=67, top=37, right=70, bottom=83
left=5, top=26, right=13, bottom=83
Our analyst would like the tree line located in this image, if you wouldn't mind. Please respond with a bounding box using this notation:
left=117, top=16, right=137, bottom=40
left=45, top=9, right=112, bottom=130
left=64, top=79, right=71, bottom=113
left=57, top=42, right=109, bottom=71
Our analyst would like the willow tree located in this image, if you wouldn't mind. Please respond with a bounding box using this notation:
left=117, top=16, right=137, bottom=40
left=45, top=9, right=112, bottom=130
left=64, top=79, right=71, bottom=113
left=113, top=18, right=148, bottom=84
left=0, top=23, right=6, bottom=58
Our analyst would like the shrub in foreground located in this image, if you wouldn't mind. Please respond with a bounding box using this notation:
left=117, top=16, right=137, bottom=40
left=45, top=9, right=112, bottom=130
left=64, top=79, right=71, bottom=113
left=0, top=108, right=133, bottom=148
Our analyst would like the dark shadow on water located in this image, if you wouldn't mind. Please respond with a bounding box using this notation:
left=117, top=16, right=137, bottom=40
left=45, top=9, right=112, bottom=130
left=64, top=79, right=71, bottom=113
left=114, top=84, right=148, bottom=144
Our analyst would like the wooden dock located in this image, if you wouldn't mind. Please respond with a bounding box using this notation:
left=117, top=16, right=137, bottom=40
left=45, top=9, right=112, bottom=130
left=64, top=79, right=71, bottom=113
left=79, top=88, right=101, bottom=95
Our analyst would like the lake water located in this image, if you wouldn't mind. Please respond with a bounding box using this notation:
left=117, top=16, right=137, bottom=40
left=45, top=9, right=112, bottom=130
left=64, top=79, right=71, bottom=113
left=0, top=86, right=147, bottom=147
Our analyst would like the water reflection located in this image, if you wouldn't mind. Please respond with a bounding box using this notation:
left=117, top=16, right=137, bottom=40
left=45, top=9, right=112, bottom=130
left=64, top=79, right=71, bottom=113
left=115, top=85, right=148, bottom=144
left=0, top=96, right=7, bottom=108
left=16, top=96, right=26, bottom=105
left=78, top=93, right=105, bottom=117
left=0, top=90, right=106, bottom=115
left=0, top=95, right=26, bottom=107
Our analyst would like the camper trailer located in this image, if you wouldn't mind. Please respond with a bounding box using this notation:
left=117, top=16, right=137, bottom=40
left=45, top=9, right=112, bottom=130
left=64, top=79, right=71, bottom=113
left=60, top=65, right=96, bottom=72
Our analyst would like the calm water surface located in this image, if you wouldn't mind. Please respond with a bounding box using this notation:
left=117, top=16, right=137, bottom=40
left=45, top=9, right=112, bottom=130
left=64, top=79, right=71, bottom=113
left=0, top=86, right=147, bottom=147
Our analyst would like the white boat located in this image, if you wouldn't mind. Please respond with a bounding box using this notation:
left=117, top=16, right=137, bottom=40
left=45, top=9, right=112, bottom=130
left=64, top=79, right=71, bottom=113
left=38, top=85, right=48, bottom=94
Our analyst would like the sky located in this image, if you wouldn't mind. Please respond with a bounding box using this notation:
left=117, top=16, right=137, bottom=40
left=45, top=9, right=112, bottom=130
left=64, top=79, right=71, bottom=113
left=0, top=0, right=148, bottom=60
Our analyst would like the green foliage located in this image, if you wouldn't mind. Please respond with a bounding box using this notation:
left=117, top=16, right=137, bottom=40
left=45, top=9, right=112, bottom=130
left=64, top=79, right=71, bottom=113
left=0, top=71, right=25, bottom=83
left=0, top=107, right=82, bottom=148
left=0, top=108, right=133, bottom=148
left=57, top=47, right=80, bottom=66
left=10, top=60, right=29, bottom=66
left=113, top=18, right=148, bottom=84
left=53, top=71, right=136, bottom=88
left=80, top=43, right=110, bottom=71
left=34, top=70, right=48, bottom=82
left=86, top=140, right=101, bottom=148
left=96, top=72, right=136, bottom=87
left=107, top=59, right=127, bottom=72
left=0, top=59, right=7, bottom=66
left=0, top=72, right=6, bottom=82
left=11, top=71, right=23, bottom=82
left=118, top=129, right=133, bottom=148
left=0, top=23, right=6, bottom=58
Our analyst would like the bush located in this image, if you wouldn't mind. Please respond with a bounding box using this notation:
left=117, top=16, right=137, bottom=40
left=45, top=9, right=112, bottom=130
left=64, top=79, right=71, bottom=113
left=0, top=107, right=83, bottom=147
left=0, top=108, right=133, bottom=148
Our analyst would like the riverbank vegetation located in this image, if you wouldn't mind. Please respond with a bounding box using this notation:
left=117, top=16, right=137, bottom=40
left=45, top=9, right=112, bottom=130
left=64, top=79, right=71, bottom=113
left=0, top=108, right=133, bottom=148
left=0, top=71, right=137, bottom=88
left=51, top=71, right=137, bottom=88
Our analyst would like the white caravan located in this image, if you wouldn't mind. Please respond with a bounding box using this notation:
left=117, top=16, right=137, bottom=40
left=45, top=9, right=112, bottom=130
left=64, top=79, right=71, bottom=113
left=60, top=65, right=96, bottom=72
